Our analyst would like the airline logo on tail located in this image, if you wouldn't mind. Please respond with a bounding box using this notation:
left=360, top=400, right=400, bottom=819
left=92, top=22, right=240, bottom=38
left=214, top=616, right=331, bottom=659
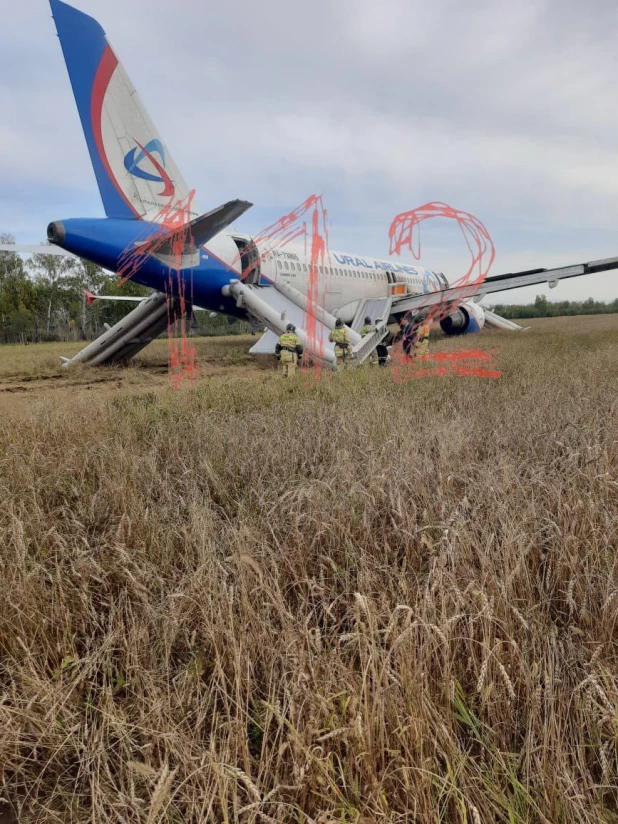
left=123, top=139, right=175, bottom=198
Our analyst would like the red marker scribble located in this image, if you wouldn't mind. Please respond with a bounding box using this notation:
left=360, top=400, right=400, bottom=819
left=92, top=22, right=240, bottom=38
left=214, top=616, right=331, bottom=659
left=398, top=348, right=502, bottom=380
left=115, top=191, right=199, bottom=387
left=230, top=194, right=329, bottom=378
left=388, top=202, right=498, bottom=381
left=421, top=348, right=498, bottom=363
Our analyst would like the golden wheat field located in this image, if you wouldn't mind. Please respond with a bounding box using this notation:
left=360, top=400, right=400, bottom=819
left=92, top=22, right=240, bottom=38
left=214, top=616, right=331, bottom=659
left=0, top=315, right=617, bottom=823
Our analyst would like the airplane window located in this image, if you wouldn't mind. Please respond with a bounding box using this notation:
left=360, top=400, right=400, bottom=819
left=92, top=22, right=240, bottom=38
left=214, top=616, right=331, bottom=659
left=278, top=261, right=282, bottom=269
left=303, top=264, right=307, bottom=272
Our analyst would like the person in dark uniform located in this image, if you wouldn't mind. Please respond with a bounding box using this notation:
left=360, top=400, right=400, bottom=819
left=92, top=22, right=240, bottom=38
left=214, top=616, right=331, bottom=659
left=393, top=314, right=416, bottom=356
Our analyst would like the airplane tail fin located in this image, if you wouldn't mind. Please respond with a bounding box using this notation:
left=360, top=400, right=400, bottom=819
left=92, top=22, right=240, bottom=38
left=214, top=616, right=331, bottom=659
left=50, top=0, right=194, bottom=223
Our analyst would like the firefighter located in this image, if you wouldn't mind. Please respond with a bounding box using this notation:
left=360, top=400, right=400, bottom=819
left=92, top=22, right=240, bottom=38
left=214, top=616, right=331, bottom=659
left=329, top=317, right=352, bottom=370
left=275, top=323, right=303, bottom=377
left=361, top=315, right=375, bottom=336
left=415, top=312, right=431, bottom=357
left=360, top=315, right=377, bottom=366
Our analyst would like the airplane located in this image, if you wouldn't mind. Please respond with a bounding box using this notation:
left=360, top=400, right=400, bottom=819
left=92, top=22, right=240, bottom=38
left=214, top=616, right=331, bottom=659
left=3, top=0, right=618, bottom=368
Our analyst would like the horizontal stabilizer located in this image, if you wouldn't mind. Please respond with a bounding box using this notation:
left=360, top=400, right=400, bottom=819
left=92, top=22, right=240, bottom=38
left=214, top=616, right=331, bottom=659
left=189, top=200, right=253, bottom=247
left=83, top=289, right=148, bottom=306
left=138, top=200, right=253, bottom=267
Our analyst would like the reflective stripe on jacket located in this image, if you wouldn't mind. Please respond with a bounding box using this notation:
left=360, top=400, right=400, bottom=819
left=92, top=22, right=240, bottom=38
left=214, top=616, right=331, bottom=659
left=329, top=328, right=350, bottom=348
left=278, top=332, right=300, bottom=362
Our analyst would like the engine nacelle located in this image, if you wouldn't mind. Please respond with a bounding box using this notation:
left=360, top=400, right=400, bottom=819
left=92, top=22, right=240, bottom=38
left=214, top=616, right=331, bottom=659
left=440, top=301, right=485, bottom=335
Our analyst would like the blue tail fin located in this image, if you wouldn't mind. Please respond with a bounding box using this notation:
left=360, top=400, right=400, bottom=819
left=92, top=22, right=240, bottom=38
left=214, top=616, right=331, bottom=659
left=50, top=0, right=193, bottom=221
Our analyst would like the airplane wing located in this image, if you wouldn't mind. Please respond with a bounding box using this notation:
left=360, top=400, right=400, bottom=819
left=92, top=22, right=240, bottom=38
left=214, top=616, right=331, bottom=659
left=0, top=244, right=77, bottom=257
left=391, top=255, right=618, bottom=316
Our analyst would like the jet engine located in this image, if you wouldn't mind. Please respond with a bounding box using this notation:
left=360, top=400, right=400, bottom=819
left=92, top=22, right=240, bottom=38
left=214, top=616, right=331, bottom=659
left=439, top=301, right=485, bottom=335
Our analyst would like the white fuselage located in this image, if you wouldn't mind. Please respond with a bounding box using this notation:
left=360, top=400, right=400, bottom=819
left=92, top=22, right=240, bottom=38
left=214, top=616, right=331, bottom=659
left=239, top=238, right=448, bottom=323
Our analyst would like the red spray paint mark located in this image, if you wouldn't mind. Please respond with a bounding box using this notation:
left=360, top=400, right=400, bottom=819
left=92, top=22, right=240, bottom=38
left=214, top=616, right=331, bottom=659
left=230, top=194, right=330, bottom=378
left=388, top=201, right=499, bottom=381
left=115, top=191, right=199, bottom=387
left=419, top=348, right=497, bottom=363
left=395, top=348, right=502, bottom=380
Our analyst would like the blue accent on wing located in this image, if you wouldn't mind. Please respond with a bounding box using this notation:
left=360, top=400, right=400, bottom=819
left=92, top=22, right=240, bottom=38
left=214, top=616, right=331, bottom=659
left=50, top=0, right=136, bottom=219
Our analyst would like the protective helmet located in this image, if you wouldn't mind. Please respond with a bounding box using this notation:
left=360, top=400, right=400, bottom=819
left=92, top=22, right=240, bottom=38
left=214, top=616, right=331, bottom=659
left=286, top=323, right=296, bottom=332
left=364, top=316, right=372, bottom=325
left=335, top=318, right=344, bottom=327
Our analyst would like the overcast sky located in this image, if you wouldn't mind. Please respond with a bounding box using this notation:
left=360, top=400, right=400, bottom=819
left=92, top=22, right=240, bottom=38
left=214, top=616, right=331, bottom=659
left=2, top=0, right=618, bottom=303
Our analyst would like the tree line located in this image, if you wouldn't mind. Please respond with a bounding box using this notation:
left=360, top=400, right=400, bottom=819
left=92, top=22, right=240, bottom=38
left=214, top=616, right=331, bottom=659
left=0, top=236, right=252, bottom=344
left=490, top=294, right=618, bottom=319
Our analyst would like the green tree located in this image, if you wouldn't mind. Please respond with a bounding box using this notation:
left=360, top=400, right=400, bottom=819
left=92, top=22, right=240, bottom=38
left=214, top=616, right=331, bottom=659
left=0, top=235, right=36, bottom=343
left=27, top=250, right=73, bottom=338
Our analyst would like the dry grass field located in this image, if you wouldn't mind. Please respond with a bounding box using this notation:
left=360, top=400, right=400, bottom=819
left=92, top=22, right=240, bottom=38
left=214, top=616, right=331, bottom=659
left=0, top=315, right=617, bottom=823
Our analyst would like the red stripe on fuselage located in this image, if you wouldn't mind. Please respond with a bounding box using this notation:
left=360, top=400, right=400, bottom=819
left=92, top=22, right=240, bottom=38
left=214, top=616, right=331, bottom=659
left=91, top=46, right=140, bottom=219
